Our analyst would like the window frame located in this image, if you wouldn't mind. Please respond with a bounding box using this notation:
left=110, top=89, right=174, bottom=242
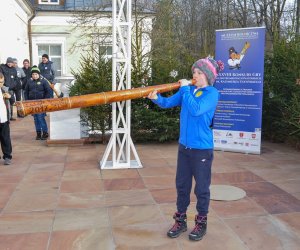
left=93, top=34, right=113, bottom=60
left=32, top=36, right=66, bottom=76
left=39, top=0, right=60, bottom=5
left=38, top=44, right=62, bottom=77
left=98, top=45, right=112, bottom=59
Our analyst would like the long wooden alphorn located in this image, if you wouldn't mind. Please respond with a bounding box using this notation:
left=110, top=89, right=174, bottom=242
left=16, top=80, right=195, bottom=116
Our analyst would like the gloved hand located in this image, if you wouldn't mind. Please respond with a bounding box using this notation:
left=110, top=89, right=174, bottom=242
left=179, top=79, right=191, bottom=87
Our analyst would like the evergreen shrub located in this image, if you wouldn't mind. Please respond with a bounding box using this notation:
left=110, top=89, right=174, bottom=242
left=263, top=38, right=300, bottom=148
left=69, top=52, right=112, bottom=143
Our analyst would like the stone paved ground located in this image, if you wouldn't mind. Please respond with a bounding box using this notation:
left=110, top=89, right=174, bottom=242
left=0, top=115, right=300, bottom=250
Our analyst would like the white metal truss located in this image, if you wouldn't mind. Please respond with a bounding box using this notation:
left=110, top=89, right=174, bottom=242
left=100, top=0, right=142, bottom=169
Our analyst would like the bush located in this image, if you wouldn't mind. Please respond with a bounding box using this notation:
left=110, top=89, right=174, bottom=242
left=263, top=38, right=300, bottom=147
left=69, top=52, right=112, bottom=143
left=131, top=97, right=180, bottom=142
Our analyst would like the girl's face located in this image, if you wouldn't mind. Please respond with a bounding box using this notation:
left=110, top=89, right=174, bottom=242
left=193, top=68, right=209, bottom=88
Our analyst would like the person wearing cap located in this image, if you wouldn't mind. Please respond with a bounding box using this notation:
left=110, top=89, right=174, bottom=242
left=148, top=57, right=224, bottom=241
left=0, top=73, right=13, bottom=165
left=0, top=57, right=19, bottom=120
left=24, top=66, right=52, bottom=140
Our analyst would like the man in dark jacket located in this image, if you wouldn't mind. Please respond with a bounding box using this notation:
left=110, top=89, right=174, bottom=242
left=12, top=58, right=25, bottom=118
left=38, top=54, right=55, bottom=82
left=38, top=54, right=55, bottom=97
left=24, top=66, right=52, bottom=140
left=0, top=57, right=18, bottom=121
left=21, top=59, right=31, bottom=100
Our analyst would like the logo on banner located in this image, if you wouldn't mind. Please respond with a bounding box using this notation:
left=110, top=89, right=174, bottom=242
left=226, top=132, right=233, bottom=137
left=228, top=42, right=250, bottom=70
left=239, top=132, right=244, bottom=138
left=251, top=133, right=256, bottom=139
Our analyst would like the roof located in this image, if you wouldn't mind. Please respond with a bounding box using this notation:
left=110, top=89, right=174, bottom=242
left=29, top=0, right=154, bottom=14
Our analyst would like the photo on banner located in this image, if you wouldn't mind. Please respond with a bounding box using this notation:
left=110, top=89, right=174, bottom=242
left=213, top=27, right=266, bottom=154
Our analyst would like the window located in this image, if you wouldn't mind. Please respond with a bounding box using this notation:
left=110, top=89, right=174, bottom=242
left=38, top=44, right=62, bottom=77
left=99, top=46, right=112, bottom=58
left=92, top=34, right=112, bottom=60
left=39, top=0, right=59, bottom=5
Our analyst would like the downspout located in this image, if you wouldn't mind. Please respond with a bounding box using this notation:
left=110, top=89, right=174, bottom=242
left=28, top=10, right=36, bottom=64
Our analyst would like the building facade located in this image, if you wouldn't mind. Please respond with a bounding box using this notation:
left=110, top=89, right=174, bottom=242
left=0, top=0, right=33, bottom=63
left=0, top=0, right=153, bottom=140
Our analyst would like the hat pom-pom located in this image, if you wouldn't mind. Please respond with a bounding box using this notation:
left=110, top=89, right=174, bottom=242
left=216, top=60, right=224, bottom=72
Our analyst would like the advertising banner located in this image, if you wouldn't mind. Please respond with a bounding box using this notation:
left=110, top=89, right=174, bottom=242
left=213, top=27, right=266, bottom=154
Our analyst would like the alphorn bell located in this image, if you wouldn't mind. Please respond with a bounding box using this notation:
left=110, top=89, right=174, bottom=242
left=16, top=79, right=196, bottom=116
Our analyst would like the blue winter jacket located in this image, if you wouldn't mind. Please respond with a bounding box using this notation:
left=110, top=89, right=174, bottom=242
left=38, top=61, right=55, bottom=82
left=24, top=77, right=52, bottom=101
left=152, top=85, right=219, bottom=149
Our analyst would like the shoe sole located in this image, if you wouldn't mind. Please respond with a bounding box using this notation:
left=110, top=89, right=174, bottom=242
left=167, top=228, right=187, bottom=238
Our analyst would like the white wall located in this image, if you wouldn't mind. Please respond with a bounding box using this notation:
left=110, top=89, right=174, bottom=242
left=0, top=0, right=32, bottom=64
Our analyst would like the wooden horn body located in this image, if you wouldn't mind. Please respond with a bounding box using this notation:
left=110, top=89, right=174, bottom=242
left=16, top=80, right=194, bottom=116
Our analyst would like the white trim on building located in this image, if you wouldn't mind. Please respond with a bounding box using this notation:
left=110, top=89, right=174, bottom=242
left=31, top=35, right=67, bottom=75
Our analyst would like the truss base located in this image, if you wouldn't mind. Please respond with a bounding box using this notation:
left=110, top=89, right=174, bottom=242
left=99, top=160, right=142, bottom=169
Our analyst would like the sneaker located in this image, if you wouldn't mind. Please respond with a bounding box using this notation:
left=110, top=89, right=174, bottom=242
left=10, top=117, right=16, bottom=121
left=167, top=212, right=187, bottom=238
left=189, top=215, right=207, bottom=241
left=4, top=158, right=11, bottom=165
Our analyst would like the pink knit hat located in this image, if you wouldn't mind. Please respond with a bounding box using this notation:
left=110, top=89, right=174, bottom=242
left=191, top=57, right=224, bottom=85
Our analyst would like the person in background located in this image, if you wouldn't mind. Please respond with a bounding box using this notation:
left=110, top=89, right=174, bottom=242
left=148, top=57, right=224, bottom=241
left=21, top=59, right=31, bottom=100
left=38, top=54, right=55, bottom=97
left=0, top=73, right=13, bottom=165
left=12, top=58, right=25, bottom=117
left=24, top=66, right=52, bottom=140
left=0, top=57, right=18, bottom=121
left=38, top=54, right=55, bottom=82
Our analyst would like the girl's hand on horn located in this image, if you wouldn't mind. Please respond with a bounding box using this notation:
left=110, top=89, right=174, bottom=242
left=147, top=90, right=158, bottom=100
left=179, top=79, right=191, bottom=87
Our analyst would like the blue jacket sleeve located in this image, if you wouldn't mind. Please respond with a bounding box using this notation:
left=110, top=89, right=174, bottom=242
left=152, top=90, right=182, bottom=108
left=180, top=86, right=219, bottom=116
